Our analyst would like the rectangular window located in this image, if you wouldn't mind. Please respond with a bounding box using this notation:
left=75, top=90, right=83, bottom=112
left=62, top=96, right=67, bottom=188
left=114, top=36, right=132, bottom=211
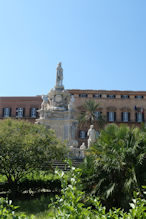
left=30, top=108, right=37, bottom=118
left=94, top=111, right=101, bottom=119
left=108, top=112, right=116, bottom=122
left=136, top=112, right=143, bottom=122
left=121, top=95, right=129, bottom=99
left=135, top=95, right=143, bottom=99
left=16, top=108, right=24, bottom=118
left=107, top=95, right=116, bottom=99
left=79, top=94, right=88, bottom=98
left=122, top=112, right=129, bottom=122
left=93, top=94, right=102, bottom=98
left=79, top=130, right=87, bottom=139
left=3, top=108, right=11, bottom=117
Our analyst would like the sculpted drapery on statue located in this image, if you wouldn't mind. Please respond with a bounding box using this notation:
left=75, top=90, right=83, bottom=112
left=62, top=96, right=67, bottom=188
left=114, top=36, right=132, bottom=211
left=87, top=125, right=96, bottom=148
left=56, top=62, right=63, bottom=87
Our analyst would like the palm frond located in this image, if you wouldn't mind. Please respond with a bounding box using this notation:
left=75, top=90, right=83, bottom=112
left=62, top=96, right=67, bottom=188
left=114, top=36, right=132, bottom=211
left=105, top=183, right=116, bottom=198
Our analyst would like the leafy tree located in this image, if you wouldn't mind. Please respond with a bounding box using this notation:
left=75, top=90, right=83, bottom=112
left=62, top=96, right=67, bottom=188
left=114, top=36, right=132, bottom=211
left=0, top=119, right=66, bottom=188
left=81, top=124, right=146, bottom=210
left=78, top=100, right=105, bottom=129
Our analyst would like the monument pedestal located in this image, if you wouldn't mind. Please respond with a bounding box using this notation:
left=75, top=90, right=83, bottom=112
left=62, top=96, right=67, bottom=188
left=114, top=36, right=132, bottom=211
left=36, top=110, right=78, bottom=146
left=36, top=62, right=78, bottom=147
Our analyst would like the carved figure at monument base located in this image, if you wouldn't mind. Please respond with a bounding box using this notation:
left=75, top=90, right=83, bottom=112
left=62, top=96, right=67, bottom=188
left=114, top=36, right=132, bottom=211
left=80, top=142, right=86, bottom=158
left=87, top=125, right=96, bottom=148
left=41, top=95, right=48, bottom=110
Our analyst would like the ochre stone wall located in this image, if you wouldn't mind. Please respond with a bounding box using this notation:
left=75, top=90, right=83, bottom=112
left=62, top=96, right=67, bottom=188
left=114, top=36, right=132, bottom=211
left=68, top=89, right=146, bottom=145
left=0, top=96, right=42, bottom=121
left=0, top=89, right=146, bottom=146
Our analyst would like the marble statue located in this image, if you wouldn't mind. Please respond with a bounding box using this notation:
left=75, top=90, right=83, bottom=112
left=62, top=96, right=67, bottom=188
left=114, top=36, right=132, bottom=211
left=87, top=125, right=96, bottom=148
left=39, top=95, right=48, bottom=119
left=80, top=142, right=86, bottom=158
left=68, top=95, right=75, bottom=111
left=41, top=95, right=48, bottom=110
left=56, top=62, right=63, bottom=87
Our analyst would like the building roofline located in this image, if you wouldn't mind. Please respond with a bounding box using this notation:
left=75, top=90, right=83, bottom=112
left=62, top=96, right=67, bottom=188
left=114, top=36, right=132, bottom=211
left=0, top=96, right=41, bottom=98
left=1, top=89, right=146, bottom=97
left=67, top=89, right=146, bottom=95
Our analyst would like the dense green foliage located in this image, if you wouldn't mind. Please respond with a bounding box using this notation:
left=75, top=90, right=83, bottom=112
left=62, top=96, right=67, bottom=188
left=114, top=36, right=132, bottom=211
left=0, top=172, right=61, bottom=194
left=0, top=178, right=61, bottom=195
left=49, top=161, right=146, bottom=218
left=82, top=124, right=146, bottom=209
left=0, top=119, right=145, bottom=218
left=0, top=162, right=145, bottom=218
left=0, top=119, right=66, bottom=189
left=0, top=197, right=30, bottom=218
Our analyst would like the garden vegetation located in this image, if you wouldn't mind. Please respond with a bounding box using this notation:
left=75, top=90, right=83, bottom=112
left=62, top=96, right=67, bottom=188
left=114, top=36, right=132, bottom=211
left=0, top=119, right=66, bottom=193
left=0, top=119, right=145, bottom=218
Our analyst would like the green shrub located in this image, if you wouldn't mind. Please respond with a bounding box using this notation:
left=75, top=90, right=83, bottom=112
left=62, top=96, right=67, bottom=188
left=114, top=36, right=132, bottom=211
left=0, top=197, right=30, bottom=218
left=49, top=160, right=146, bottom=218
left=0, top=178, right=61, bottom=195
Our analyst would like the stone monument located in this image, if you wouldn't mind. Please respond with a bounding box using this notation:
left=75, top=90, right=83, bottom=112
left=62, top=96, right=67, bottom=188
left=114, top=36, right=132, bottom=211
left=80, top=142, right=86, bottom=158
left=87, top=125, right=96, bottom=148
left=36, top=62, right=78, bottom=146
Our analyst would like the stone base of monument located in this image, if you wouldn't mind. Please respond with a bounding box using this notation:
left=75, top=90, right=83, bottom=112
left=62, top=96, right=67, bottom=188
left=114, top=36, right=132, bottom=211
left=36, top=110, right=78, bottom=146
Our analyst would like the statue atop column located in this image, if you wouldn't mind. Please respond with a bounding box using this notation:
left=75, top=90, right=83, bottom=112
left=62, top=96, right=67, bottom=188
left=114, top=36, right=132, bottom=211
left=36, top=62, right=78, bottom=147
left=87, top=125, right=96, bottom=148
left=56, top=62, right=63, bottom=88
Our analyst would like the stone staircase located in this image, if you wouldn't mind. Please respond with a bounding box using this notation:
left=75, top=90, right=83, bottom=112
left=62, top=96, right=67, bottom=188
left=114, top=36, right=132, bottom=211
left=52, top=159, right=83, bottom=172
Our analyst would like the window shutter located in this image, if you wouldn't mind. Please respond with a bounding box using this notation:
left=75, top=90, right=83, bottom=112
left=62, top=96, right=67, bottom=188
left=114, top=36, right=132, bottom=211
left=85, top=131, right=87, bottom=138
left=107, top=112, right=109, bottom=121
left=2, top=108, right=4, bottom=117
left=79, top=131, right=81, bottom=138
left=114, top=112, right=116, bottom=121
left=142, top=113, right=144, bottom=122
left=16, top=108, right=18, bottom=117
left=30, top=108, right=32, bottom=117
left=121, top=112, right=123, bottom=122
left=36, top=108, right=38, bottom=118
left=23, top=108, right=25, bottom=117
left=128, top=112, right=130, bottom=122
left=135, top=113, right=137, bottom=122
left=9, top=108, right=11, bottom=117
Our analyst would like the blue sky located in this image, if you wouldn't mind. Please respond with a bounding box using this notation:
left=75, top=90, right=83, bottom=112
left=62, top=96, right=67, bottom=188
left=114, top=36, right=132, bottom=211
left=0, top=0, right=146, bottom=96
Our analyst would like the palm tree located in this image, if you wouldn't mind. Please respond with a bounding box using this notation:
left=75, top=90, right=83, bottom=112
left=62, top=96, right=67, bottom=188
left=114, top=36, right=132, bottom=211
left=81, top=124, right=146, bottom=210
left=78, top=100, right=105, bottom=128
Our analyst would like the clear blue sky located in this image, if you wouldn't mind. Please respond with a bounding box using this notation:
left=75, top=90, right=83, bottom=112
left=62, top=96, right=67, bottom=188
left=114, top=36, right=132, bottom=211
left=0, top=0, right=146, bottom=96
